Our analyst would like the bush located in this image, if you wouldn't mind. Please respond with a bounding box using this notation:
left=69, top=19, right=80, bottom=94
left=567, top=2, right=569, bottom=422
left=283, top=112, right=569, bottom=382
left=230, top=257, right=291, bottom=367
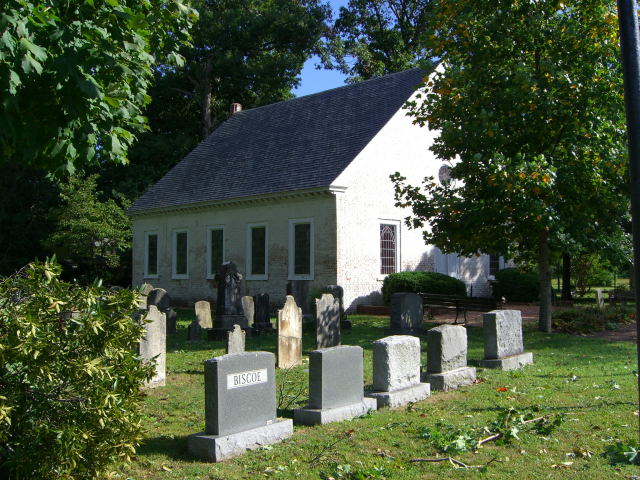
left=553, top=305, right=634, bottom=334
left=0, top=260, right=154, bottom=479
left=381, top=271, right=467, bottom=304
left=492, top=268, right=539, bottom=303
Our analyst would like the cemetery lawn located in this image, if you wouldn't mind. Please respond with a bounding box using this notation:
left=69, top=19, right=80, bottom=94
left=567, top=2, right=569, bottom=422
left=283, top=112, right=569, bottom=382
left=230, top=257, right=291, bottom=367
left=118, top=313, right=638, bottom=480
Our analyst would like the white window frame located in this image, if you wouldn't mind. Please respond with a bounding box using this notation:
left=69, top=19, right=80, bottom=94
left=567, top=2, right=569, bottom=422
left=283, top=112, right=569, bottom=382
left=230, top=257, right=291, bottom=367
left=206, top=225, right=225, bottom=279
left=144, top=231, right=159, bottom=279
left=378, top=219, right=401, bottom=280
left=172, top=229, right=189, bottom=279
left=288, top=218, right=315, bottom=281
left=246, top=222, right=268, bottom=280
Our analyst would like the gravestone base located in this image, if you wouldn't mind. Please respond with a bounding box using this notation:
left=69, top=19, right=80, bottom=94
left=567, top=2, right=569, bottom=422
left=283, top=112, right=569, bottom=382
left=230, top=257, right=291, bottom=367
left=187, top=419, right=293, bottom=462
left=479, top=352, right=533, bottom=371
left=252, top=322, right=276, bottom=335
left=208, top=315, right=250, bottom=340
left=293, top=398, right=377, bottom=426
left=365, top=383, right=431, bottom=409
left=423, top=366, right=476, bottom=391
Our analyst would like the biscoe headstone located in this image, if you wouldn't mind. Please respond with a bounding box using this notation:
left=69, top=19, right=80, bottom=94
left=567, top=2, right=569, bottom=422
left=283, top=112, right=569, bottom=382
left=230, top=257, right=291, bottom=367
left=226, top=325, right=246, bottom=354
left=195, top=300, right=213, bottom=329
left=386, top=292, right=423, bottom=335
left=253, top=293, right=276, bottom=334
left=423, top=325, right=476, bottom=391
left=478, top=310, right=533, bottom=370
left=365, top=336, right=430, bottom=408
left=277, top=296, right=302, bottom=369
left=294, top=346, right=377, bottom=425
left=316, top=293, right=340, bottom=349
left=139, top=305, right=166, bottom=388
left=187, top=352, right=292, bottom=462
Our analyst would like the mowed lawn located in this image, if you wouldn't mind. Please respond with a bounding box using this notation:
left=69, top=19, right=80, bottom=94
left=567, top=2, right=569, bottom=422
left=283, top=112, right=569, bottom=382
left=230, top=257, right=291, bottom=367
left=118, top=311, right=638, bottom=480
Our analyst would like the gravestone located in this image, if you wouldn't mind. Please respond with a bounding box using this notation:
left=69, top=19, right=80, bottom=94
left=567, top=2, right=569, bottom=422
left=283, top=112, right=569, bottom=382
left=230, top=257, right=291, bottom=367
left=140, top=283, right=154, bottom=296
left=386, top=292, right=423, bottom=335
left=226, top=325, right=246, bottom=354
left=253, top=293, right=275, bottom=334
left=187, top=351, right=293, bottom=462
left=325, top=284, right=351, bottom=329
left=187, top=320, right=202, bottom=342
left=147, top=288, right=171, bottom=312
left=423, top=325, right=476, bottom=391
left=316, top=293, right=341, bottom=348
left=242, top=296, right=255, bottom=325
left=166, top=308, right=177, bottom=335
left=365, top=336, right=430, bottom=408
left=210, top=261, right=248, bottom=339
left=137, top=283, right=154, bottom=309
left=479, top=310, right=533, bottom=370
left=139, top=305, right=166, bottom=388
left=595, top=289, right=605, bottom=309
left=195, top=300, right=213, bottom=329
left=294, top=346, right=377, bottom=425
left=277, top=296, right=303, bottom=369
left=287, top=280, right=311, bottom=316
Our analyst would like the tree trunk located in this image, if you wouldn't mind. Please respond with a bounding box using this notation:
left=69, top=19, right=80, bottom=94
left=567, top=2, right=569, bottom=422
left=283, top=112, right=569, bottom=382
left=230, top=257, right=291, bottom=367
left=200, top=54, right=214, bottom=140
left=561, top=253, right=572, bottom=301
left=538, top=231, right=552, bottom=332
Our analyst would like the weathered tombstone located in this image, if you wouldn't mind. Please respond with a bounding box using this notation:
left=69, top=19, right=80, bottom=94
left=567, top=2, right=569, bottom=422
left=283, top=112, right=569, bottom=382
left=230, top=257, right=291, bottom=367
left=140, top=283, right=154, bottom=296
left=478, top=310, right=533, bottom=370
left=253, top=293, right=276, bottom=334
left=187, top=320, right=202, bottom=342
left=226, top=325, right=246, bottom=354
left=423, top=325, right=476, bottom=391
left=294, top=346, right=377, bottom=425
left=137, top=283, right=154, bottom=309
left=166, top=307, right=177, bottom=335
left=287, top=280, right=311, bottom=315
left=187, top=352, right=293, bottom=462
left=325, top=285, right=351, bottom=329
left=365, top=336, right=430, bottom=408
left=195, top=300, right=213, bottom=329
left=139, top=305, right=166, bottom=388
left=277, top=296, right=303, bottom=369
left=595, top=289, right=605, bottom=309
left=210, top=261, right=248, bottom=339
left=316, top=293, right=340, bottom=349
left=147, top=288, right=171, bottom=312
left=386, top=292, right=423, bottom=335
left=242, top=296, right=255, bottom=325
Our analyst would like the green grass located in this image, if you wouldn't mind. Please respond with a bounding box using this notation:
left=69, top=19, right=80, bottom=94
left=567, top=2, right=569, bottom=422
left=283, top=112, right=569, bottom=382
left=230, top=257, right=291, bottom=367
left=117, top=311, right=639, bottom=480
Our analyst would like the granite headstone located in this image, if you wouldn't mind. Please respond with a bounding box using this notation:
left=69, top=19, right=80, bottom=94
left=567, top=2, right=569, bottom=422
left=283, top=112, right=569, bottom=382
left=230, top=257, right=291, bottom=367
left=423, top=324, right=476, bottom=391
left=316, top=293, right=340, bottom=349
left=195, top=300, right=213, bottom=329
left=479, top=310, right=533, bottom=370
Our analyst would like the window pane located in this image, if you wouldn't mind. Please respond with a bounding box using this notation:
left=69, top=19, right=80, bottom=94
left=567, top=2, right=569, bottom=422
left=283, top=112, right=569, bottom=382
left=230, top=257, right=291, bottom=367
left=251, top=227, right=266, bottom=275
left=147, top=234, right=157, bottom=276
left=489, top=254, right=500, bottom=276
left=175, top=232, right=188, bottom=275
left=294, top=223, right=311, bottom=275
left=210, top=229, right=223, bottom=274
left=380, top=224, right=396, bottom=275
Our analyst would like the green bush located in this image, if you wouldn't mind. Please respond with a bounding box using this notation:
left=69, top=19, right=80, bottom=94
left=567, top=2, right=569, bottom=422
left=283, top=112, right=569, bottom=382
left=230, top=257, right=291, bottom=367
left=0, top=260, right=154, bottom=479
left=492, top=268, right=539, bottom=302
left=381, top=271, right=467, bottom=304
left=553, top=305, right=633, bottom=334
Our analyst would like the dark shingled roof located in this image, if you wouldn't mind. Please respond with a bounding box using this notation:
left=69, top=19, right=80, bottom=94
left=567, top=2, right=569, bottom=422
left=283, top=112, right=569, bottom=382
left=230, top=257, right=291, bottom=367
left=129, top=68, right=426, bottom=213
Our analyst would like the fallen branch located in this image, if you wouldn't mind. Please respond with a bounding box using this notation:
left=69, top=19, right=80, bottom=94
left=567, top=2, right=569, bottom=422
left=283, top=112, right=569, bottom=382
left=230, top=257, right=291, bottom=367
left=409, top=456, right=490, bottom=469
left=477, top=416, right=548, bottom=447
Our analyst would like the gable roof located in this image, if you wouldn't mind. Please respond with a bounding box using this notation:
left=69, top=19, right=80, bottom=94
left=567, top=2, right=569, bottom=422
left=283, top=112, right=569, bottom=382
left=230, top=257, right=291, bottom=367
left=129, top=68, right=426, bottom=214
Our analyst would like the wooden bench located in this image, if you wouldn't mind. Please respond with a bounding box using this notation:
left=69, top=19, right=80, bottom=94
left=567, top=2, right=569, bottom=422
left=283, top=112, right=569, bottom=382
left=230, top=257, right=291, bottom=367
left=419, top=293, right=498, bottom=324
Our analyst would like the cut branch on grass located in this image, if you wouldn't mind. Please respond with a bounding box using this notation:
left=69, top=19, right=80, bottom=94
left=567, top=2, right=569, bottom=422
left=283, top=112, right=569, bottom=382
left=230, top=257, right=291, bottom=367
left=308, top=430, right=355, bottom=466
left=477, top=415, right=548, bottom=447
left=409, top=456, right=498, bottom=470
left=276, top=365, right=307, bottom=411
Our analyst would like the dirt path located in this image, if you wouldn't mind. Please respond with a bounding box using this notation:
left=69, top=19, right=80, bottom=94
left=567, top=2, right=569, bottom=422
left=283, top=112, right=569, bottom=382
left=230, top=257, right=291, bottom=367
left=430, top=303, right=637, bottom=343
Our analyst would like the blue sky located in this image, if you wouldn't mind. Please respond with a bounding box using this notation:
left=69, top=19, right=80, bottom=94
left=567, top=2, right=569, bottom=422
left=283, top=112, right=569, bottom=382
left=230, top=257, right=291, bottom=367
left=291, top=0, right=351, bottom=97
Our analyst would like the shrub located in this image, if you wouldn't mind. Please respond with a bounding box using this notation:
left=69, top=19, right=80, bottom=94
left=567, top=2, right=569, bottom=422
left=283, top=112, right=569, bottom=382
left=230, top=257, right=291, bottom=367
left=381, top=271, right=466, bottom=304
left=492, top=268, right=539, bottom=303
left=0, top=260, right=154, bottom=479
left=553, top=305, right=633, bottom=334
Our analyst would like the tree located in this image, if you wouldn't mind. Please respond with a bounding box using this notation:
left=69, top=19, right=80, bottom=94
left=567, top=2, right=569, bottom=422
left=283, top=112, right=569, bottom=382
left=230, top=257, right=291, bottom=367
left=0, top=0, right=196, bottom=175
left=46, top=175, right=131, bottom=285
left=320, top=0, right=436, bottom=81
left=392, top=0, right=629, bottom=331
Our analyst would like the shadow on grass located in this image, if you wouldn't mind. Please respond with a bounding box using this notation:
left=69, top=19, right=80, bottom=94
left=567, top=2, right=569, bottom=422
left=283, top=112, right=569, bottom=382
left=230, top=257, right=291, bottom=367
left=467, top=399, right=636, bottom=414
left=138, top=435, right=191, bottom=461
